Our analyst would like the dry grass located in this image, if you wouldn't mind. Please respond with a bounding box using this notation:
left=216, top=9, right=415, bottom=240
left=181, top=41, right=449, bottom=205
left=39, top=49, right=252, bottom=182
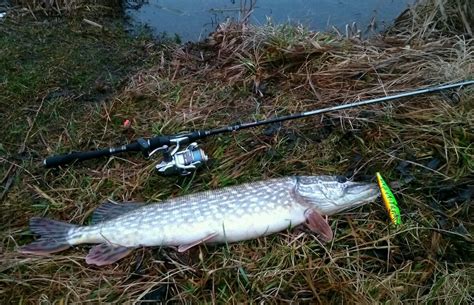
left=1, top=0, right=473, bottom=303
left=391, top=0, right=473, bottom=38
left=9, top=0, right=122, bottom=15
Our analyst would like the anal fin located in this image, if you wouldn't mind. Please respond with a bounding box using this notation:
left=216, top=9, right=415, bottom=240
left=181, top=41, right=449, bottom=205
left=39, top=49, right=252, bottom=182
left=304, top=209, right=333, bottom=242
left=177, top=233, right=218, bottom=252
left=85, top=243, right=134, bottom=266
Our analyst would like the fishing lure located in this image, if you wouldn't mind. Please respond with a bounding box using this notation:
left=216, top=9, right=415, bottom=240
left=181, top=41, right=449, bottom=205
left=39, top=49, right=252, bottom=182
left=376, top=172, right=402, bottom=225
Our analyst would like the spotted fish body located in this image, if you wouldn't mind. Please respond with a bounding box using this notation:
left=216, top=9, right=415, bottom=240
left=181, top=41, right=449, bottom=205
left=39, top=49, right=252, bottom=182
left=20, top=176, right=380, bottom=265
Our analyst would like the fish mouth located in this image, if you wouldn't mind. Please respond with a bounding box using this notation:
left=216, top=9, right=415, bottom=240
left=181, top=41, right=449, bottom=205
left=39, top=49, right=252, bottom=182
left=346, top=182, right=380, bottom=201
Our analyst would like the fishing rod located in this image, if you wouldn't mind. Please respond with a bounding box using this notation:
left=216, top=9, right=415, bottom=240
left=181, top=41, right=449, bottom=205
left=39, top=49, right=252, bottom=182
left=44, top=80, right=474, bottom=176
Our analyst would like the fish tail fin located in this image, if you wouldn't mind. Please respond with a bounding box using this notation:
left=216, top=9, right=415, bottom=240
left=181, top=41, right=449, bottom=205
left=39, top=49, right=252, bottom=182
left=19, top=217, right=78, bottom=255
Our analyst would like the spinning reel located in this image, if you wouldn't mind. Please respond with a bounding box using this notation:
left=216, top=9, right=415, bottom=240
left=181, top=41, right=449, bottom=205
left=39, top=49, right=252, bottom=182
left=148, top=138, right=209, bottom=176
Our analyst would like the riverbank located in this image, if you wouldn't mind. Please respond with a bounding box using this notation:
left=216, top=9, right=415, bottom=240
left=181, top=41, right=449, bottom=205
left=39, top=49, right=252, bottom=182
left=1, top=0, right=472, bottom=303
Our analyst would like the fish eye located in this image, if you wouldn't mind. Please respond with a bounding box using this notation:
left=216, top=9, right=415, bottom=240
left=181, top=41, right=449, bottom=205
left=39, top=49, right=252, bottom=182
left=336, top=176, right=347, bottom=183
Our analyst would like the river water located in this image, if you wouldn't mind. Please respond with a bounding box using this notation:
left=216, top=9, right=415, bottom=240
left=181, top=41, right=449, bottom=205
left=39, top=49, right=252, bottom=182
left=125, top=0, right=415, bottom=42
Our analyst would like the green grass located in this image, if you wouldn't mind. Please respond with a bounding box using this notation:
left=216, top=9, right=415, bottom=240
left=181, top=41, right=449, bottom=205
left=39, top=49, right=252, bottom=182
left=0, top=13, right=169, bottom=182
left=1, top=2, right=473, bottom=304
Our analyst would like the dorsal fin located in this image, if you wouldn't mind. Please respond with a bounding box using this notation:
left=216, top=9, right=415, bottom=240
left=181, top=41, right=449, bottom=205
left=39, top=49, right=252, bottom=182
left=90, top=200, right=145, bottom=224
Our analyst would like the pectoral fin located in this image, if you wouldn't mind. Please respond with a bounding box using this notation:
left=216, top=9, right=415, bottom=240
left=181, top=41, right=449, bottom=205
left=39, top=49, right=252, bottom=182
left=85, top=243, right=134, bottom=266
left=177, top=233, right=218, bottom=252
left=304, top=209, right=333, bottom=242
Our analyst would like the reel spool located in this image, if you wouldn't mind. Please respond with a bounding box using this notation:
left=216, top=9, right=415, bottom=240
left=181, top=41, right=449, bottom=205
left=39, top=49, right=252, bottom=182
left=150, top=140, right=208, bottom=176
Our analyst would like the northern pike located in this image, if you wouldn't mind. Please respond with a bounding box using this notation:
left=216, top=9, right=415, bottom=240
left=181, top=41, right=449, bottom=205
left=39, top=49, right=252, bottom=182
left=20, top=176, right=380, bottom=266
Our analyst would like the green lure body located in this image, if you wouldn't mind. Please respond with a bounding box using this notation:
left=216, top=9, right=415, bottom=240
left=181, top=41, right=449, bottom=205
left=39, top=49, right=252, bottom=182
left=376, top=172, right=402, bottom=225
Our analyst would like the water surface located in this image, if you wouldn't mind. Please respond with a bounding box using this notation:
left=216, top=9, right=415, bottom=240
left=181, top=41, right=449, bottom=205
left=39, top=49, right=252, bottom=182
left=125, top=0, right=415, bottom=41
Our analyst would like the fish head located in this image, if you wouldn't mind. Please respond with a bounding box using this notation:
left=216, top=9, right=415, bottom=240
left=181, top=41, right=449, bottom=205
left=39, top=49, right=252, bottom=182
left=295, top=176, right=380, bottom=215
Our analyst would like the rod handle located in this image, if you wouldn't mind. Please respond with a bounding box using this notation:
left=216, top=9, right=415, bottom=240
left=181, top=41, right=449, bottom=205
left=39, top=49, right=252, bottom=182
left=43, top=148, right=114, bottom=168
